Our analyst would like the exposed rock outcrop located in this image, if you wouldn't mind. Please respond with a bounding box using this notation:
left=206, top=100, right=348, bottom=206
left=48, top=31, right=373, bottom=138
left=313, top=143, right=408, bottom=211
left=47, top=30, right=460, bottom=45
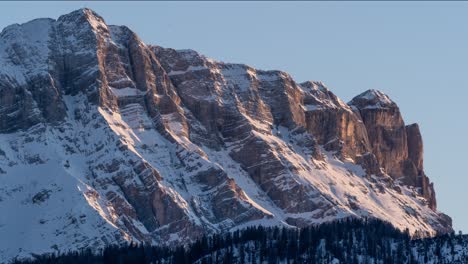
left=299, top=81, right=371, bottom=159
left=349, top=90, right=437, bottom=209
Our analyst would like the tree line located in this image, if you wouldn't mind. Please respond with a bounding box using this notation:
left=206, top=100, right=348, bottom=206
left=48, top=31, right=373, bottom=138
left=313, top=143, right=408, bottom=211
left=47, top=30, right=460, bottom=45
left=12, top=218, right=468, bottom=264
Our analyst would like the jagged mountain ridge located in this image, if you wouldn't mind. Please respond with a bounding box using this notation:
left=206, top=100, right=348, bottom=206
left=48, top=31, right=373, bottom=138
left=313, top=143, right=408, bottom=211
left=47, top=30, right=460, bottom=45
left=0, top=8, right=451, bottom=261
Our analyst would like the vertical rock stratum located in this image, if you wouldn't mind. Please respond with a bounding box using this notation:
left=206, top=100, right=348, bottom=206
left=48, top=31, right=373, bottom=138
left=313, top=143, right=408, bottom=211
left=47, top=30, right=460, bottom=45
left=0, top=8, right=451, bottom=261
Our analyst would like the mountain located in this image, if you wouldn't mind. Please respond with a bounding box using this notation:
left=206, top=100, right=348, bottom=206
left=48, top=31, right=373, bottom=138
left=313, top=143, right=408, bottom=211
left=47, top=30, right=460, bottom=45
left=0, top=8, right=451, bottom=261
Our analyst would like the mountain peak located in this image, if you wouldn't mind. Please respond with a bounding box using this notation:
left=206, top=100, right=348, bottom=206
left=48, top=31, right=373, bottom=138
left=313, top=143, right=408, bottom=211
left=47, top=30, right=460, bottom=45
left=56, top=8, right=108, bottom=34
left=349, top=89, right=396, bottom=109
left=300, top=80, right=328, bottom=92
left=58, top=7, right=102, bottom=20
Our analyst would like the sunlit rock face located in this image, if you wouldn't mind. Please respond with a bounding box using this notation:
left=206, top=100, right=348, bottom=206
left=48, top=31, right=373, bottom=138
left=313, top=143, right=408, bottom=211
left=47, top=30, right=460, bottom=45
left=349, top=89, right=408, bottom=177
left=0, top=8, right=451, bottom=261
left=299, top=81, right=371, bottom=159
left=348, top=90, right=437, bottom=209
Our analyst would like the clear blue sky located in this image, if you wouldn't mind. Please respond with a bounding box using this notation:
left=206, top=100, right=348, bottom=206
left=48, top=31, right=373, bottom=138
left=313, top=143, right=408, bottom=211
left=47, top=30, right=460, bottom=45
left=1, top=1, right=467, bottom=232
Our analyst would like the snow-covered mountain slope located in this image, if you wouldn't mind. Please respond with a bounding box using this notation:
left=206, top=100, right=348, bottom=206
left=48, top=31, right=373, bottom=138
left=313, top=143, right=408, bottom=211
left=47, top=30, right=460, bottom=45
left=0, top=8, right=451, bottom=261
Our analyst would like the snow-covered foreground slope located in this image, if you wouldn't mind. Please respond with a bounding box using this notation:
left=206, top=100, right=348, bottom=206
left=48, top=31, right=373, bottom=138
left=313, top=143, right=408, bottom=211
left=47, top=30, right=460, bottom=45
left=0, top=8, right=451, bottom=261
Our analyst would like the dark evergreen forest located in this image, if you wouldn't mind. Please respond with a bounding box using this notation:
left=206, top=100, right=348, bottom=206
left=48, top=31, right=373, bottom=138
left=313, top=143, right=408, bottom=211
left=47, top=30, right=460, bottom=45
left=12, top=218, right=468, bottom=264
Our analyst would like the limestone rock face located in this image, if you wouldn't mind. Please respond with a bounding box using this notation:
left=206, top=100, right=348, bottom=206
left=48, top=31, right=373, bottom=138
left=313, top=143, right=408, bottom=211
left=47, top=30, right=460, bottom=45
left=349, top=89, right=408, bottom=177
left=349, top=90, right=437, bottom=209
left=299, top=81, right=371, bottom=159
left=153, top=45, right=448, bottom=231
left=0, top=8, right=451, bottom=261
left=406, top=123, right=424, bottom=174
left=153, top=46, right=331, bottom=215
left=0, top=18, right=66, bottom=132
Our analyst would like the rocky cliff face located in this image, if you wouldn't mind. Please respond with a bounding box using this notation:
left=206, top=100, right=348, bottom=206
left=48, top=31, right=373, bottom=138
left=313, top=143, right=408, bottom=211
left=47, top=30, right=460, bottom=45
left=0, top=9, right=451, bottom=261
left=299, top=81, right=371, bottom=159
left=348, top=90, right=437, bottom=209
